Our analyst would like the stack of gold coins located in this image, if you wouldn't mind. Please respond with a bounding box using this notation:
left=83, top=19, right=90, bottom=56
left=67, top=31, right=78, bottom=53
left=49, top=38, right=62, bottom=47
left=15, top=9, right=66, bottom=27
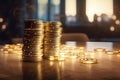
left=22, top=20, right=44, bottom=61
left=43, top=22, right=62, bottom=60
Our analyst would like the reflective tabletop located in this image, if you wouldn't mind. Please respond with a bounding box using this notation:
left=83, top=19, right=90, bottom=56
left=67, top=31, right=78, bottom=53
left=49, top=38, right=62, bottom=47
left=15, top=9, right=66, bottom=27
left=0, top=42, right=120, bottom=80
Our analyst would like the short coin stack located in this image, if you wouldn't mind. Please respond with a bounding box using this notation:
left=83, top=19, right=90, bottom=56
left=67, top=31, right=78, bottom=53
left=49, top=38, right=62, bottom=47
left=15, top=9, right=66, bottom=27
left=22, top=20, right=44, bottom=61
left=43, top=22, right=62, bottom=60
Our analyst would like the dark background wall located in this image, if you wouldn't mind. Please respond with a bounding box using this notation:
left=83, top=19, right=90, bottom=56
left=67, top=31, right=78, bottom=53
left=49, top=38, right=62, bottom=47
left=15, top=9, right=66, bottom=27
left=0, top=0, right=38, bottom=43
left=0, top=0, right=120, bottom=43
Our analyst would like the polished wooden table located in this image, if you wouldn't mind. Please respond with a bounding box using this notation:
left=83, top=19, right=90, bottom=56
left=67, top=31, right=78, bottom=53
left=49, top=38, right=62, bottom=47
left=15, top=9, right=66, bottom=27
left=0, top=42, right=120, bottom=80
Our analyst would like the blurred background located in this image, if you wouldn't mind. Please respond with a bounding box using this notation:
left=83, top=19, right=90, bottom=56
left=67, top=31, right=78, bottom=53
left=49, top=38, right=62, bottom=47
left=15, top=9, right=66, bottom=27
left=0, top=0, right=120, bottom=44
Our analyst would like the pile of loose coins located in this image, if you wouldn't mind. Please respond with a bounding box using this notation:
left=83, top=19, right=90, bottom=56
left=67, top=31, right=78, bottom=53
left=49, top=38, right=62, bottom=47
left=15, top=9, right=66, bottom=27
left=44, top=22, right=62, bottom=60
left=22, top=20, right=44, bottom=61
left=0, top=44, right=23, bottom=54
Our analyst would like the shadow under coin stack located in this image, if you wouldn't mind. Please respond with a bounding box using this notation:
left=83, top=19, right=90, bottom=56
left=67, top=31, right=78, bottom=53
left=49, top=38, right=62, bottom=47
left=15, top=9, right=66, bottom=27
left=22, top=20, right=44, bottom=61
left=44, top=22, right=62, bottom=60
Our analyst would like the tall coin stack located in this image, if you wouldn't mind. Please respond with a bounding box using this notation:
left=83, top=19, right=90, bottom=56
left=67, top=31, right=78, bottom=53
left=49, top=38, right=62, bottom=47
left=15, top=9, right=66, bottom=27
left=22, top=20, right=44, bottom=61
left=43, top=22, right=62, bottom=60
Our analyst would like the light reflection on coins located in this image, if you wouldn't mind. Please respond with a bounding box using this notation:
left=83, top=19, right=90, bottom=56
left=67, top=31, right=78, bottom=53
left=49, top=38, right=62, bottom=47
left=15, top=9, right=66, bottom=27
left=22, top=20, right=44, bottom=62
left=22, top=20, right=63, bottom=61
left=43, top=22, right=62, bottom=60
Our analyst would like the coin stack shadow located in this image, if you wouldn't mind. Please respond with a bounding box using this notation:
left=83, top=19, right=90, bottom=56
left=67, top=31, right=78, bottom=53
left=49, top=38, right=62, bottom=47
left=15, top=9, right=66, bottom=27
left=43, top=22, right=62, bottom=60
left=22, top=20, right=44, bottom=61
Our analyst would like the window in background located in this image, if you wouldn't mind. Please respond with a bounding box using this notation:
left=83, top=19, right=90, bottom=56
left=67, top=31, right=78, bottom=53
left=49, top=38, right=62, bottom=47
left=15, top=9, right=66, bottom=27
left=65, top=41, right=77, bottom=47
left=65, top=0, right=77, bottom=24
left=37, top=0, right=60, bottom=21
left=38, top=0, right=48, bottom=21
left=50, top=0, right=60, bottom=21
left=86, top=0, right=113, bottom=22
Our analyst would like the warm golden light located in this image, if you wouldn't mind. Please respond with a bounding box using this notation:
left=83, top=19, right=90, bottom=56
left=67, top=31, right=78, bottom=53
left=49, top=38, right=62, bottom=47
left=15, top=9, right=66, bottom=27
left=110, top=26, right=115, bottom=32
left=0, top=18, right=3, bottom=22
left=106, top=51, right=114, bottom=55
left=49, top=61, right=54, bottom=66
left=58, top=51, right=65, bottom=61
left=1, top=24, right=7, bottom=30
left=115, top=20, right=120, bottom=25
left=65, top=0, right=76, bottom=16
left=86, top=0, right=113, bottom=22
left=94, top=48, right=106, bottom=54
left=0, top=44, right=23, bottom=54
left=58, top=57, right=65, bottom=61
left=80, top=51, right=97, bottom=64
left=111, top=15, right=117, bottom=20
left=49, top=56, right=55, bottom=61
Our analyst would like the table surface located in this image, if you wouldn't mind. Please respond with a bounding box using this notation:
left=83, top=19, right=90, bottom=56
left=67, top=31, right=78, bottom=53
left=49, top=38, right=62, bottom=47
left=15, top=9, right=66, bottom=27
left=0, top=50, right=120, bottom=80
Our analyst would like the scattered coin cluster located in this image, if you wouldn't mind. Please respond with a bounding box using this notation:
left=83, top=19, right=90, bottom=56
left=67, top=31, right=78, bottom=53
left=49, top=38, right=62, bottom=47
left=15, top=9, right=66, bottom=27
left=0, top=44, right=23, bottom=54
